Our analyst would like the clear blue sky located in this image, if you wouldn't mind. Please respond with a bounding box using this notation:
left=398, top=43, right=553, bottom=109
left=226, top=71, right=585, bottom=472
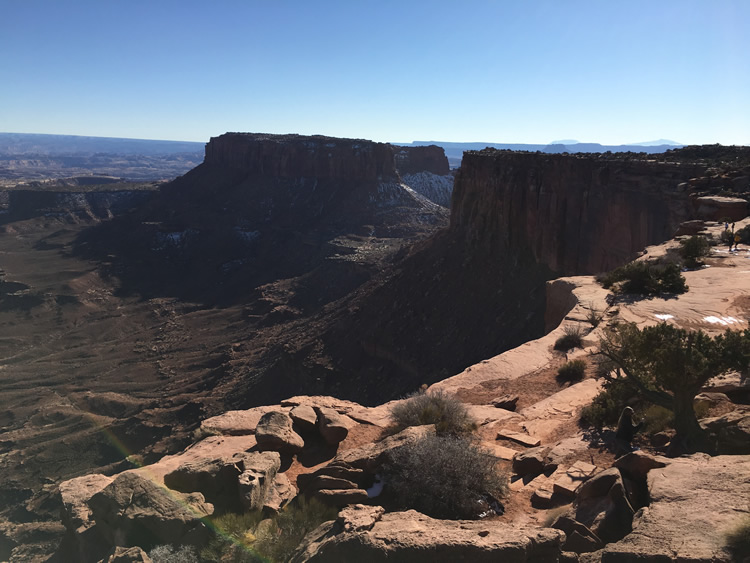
left=2, top=0, right=748, bottom=145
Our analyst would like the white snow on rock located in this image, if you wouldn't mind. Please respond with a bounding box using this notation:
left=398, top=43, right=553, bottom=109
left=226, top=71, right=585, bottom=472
left=400, top=172, right=454, bottom=208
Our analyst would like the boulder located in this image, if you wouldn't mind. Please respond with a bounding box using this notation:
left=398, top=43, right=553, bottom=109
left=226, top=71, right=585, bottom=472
left=163, top=457, right=242, bottom=508
left=496, top=430, right=541, bottom=447
left=530, top=487, right=555, bottom=509
left=59, top=474, right=114, bottom=534
left=236, top=451, right=282, bottom=511
left=290, top=507, right=565, bottom=562
left=649, top=431, right=672, bottom=448
left=602, top=454, right=750, bottom=562
left=289, top=405, right=318, bottom=434
left=552, top=515, right=603, bottom=553
left=88, top=471, right=212, bottom=550
left=255, top=411, right=305, bottom=452
left=333, top=425, right=435, bottom=472
left=553, top=461, right=597, bottom=497
left=199, top=405, right=288, bottom=436
left=512, top=446, right=550, bottom=476
left=281, top=395, right=394, bottom=427
left=693, top=196, right=747, bottom=222
left=576, top=468, right=621, bottom=502
left=612, top=451, right=667, bottom=481
left=297, top=463, right=365, bottom=490
left=313, top=488, right=370, bottom=507
left=263, top=473, right=296, bottom=514
left=491, top=394, right=519, bottom=411
left=315, top=406, right=355, bottom=446
left=674, top=219, right=706, bottom=236
left=303, top=476, right=359, bottom=493
left=701, top=406, right=750, bottom=454
left=703, top=371, right=750, bottom=396
left=574, top=474, right=635, bottom=545
left=693, top=391, right=731, bottom=409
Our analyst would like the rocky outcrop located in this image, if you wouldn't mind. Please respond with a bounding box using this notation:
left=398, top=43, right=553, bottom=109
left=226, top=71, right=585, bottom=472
left=255, top=411, right=305, bottom=452
left=451, top=150, right=708, bottom=275
left=236, top=452, right=283, bottom=511
left=314, top=406, right=355, bottom=446
left=700, top=406, right=750, bottom=454
left=87, top=472, right=212, bottom=551
left=692, top=195, right=748, bottom=222
left=290, top=505, right=565, bottom=562
left=602, top=454, right=750, bottom=562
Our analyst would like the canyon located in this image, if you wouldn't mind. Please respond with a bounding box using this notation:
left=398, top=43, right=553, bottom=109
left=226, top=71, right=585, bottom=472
left=0, top=134, right=748, bottom=560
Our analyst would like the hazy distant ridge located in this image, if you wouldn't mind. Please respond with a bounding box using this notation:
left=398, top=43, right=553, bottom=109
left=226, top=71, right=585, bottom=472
left=0, top=132, right=204, bottom=156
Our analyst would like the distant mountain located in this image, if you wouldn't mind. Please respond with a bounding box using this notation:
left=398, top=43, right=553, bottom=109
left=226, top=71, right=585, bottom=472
left=0, top=132, right=204, bottom=156
left=550, top=139, right=580, bottom=144
left=628, top=139, right=681, bottom=147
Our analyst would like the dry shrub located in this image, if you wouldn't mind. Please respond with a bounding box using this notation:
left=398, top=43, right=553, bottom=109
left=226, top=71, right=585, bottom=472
left=389, top=389, right=475, bottom=435
left=556, top=359, right=586, bottom=384
left=384, top=434, right=506, bottom=520
left=554, top=325, right=585, bottom=351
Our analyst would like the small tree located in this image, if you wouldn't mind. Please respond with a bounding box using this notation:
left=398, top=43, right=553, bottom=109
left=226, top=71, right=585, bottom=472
left=679, top=235, right=710, bottom=269
left=598, top=322, right=750, bottom=453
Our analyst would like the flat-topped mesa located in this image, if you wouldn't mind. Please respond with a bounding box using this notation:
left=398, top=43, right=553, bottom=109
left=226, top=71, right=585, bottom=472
left=451, top=150, right=708, bottom=275
left=203, top=133, right=398, bottom=181
left=392, top=145, right=450, bottom=176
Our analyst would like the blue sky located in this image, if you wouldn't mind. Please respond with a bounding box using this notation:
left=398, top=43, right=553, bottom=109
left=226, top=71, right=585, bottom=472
left=2, top=0, right=748, bottom=145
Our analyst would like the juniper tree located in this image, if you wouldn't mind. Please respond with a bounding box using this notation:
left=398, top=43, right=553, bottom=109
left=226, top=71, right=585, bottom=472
left=598, top=322, right=750, bottom=453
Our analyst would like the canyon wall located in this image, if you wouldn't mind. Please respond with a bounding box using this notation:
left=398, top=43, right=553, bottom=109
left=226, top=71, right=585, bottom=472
left=451, top=150, right=707, bottom=275
left=204, top=133, right=397, bottom=181
left=392, top=145, right=451, bottom=176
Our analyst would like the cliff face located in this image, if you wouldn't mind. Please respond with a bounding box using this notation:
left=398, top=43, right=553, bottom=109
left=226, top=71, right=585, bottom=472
left=204, top=133, right=396, bottom=181
left=451, top=151, right=707, bottom=275
left=393, top=145, right=451, bottom=176
left=320, top=151, right=726, bottom=398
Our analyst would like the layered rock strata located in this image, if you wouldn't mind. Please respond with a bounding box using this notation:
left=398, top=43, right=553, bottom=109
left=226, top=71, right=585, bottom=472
left=451, top=150, right=707, bottom=275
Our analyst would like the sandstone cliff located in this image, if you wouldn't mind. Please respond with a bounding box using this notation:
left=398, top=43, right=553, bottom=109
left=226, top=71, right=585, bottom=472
left=204, top=133, right=395, bottom=181
left=392, top=145, right=450, bottom=176
left=321, top=151, right=721, bottom=396
left=451, top=151, right=707, bottom=275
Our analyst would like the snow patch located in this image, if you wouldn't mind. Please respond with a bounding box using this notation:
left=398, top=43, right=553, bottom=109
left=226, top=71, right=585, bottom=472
left=400, top=172, right=453, bottom=207
left=703, top=316, right=745, bottom=325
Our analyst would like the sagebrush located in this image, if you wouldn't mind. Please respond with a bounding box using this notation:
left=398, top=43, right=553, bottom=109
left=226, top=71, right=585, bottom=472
left=557, top=359, right=586, bottom=383
left=554, top=325, right=585, bottom=351
left=384, top=433, right=506, bottom=520
left=389, top=389, right=475, bottom=435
